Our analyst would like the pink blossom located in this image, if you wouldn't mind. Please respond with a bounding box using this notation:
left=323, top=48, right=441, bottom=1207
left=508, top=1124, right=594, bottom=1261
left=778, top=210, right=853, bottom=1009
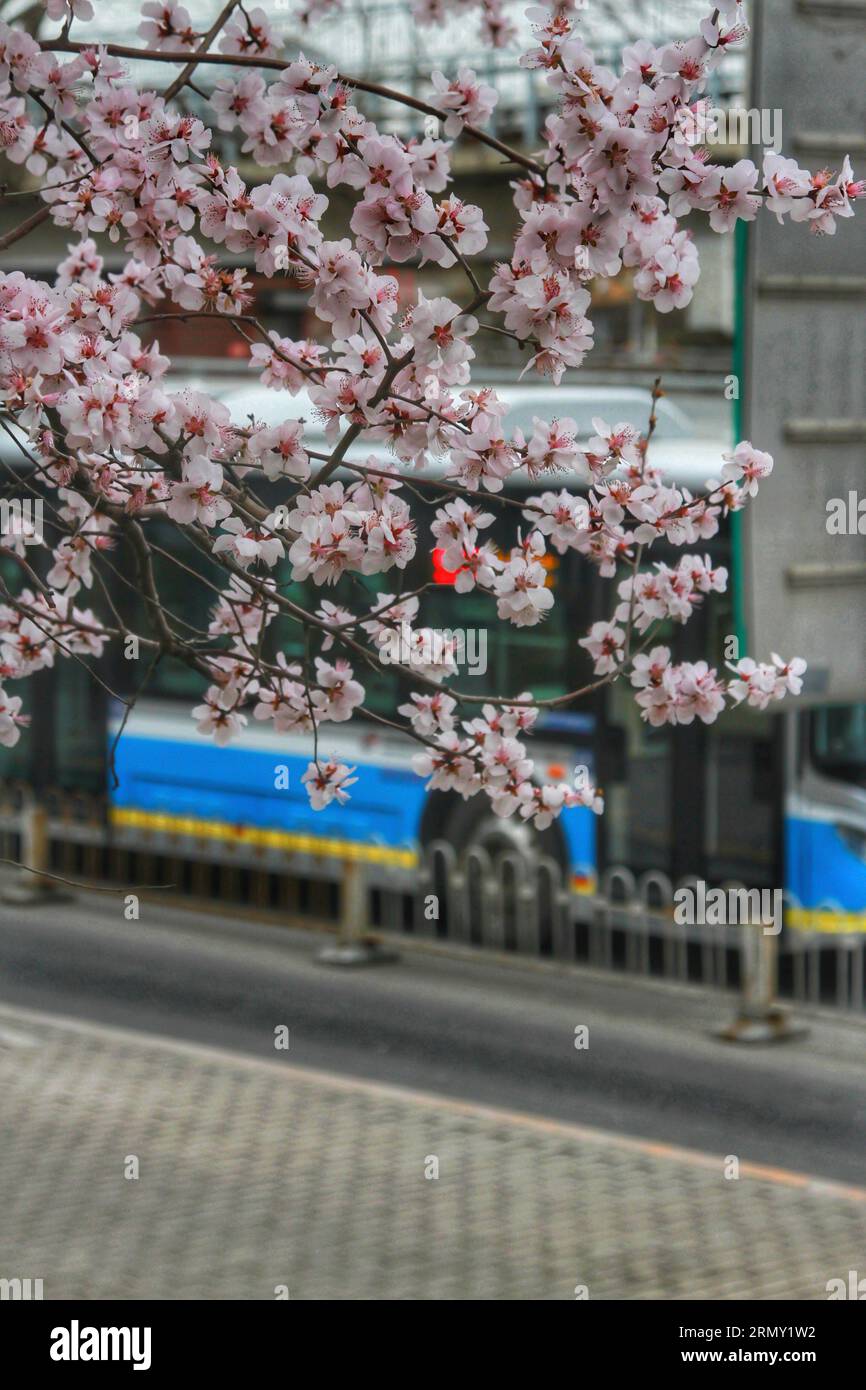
left=721, top=442, right=773, bottom=496
left=301, top=759, right=359, bottom=810
left=218, top=6, right=279, bottom=59
left=431, top=68, right=498, bottom=138
left=212, top=518, right=284, bottom=569
left=494, top=551, right=554, bottom=627
left=192, top=685, right=247, bottom=745
left=167, top=458, right=232, bottom=528
left=579, top=620, right=625, bottom=675
left=138, top=4, right=197, bottom=52
left=247, top=420, right=310, bottom=481
left=0, top=688, right=28, bottom=746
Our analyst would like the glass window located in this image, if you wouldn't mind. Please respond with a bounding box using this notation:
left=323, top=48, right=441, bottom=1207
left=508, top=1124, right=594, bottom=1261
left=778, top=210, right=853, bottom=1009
left=810, top=704, right=866, bottom=786
left=125, top=523, right=219, bottom=703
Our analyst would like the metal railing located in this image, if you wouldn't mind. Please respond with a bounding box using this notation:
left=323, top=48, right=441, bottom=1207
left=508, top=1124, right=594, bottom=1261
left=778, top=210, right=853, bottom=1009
left=371, top=840, right=866, bottom=1015
left=0, top=787, right=863, bottom=1013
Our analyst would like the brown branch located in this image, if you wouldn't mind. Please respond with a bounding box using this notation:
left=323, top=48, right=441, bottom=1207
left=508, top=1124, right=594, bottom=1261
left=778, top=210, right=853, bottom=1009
left=30, top=89, right=98, bottom=165
left=0, top=546, right=56, bottom=606
left=0, top=203, right=51, bottom=252
left=0, top=859, right=174, bottom=893
left=163, top=0, right=242, bottom=102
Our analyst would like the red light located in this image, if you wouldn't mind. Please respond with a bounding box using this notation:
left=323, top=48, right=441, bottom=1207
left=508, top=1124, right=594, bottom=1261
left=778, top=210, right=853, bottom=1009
left=432, top=547, right=460, bottom=585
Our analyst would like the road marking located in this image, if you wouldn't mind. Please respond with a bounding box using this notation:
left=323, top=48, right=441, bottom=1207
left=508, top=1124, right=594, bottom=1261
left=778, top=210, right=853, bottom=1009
left=1, top=999, right=865, bottom=1204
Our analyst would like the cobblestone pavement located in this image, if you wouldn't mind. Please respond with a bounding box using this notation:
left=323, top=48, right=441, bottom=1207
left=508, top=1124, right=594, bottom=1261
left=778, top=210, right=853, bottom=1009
left=1, top=1004, right=865, bottom=1301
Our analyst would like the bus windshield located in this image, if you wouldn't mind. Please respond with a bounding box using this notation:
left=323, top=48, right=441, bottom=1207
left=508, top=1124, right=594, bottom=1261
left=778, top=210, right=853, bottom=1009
left=810, top=704, right=866, bottom=786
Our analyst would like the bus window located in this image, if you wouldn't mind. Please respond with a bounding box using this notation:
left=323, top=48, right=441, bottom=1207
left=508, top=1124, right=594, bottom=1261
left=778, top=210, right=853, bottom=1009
left=602, top=677, right=673, bottom=874
left=129, top=523, right=217, bottom=703
left=704, top=717, right=779, bottom=887
left=810, top=704, right=866, bottom=788
left=420, top=547, right=574, bottom=701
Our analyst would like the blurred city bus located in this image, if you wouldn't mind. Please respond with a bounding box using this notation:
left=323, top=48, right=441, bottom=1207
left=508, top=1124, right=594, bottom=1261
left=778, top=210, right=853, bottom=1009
left=112, top=380, right=866, bottom=931
left=1, top=383, right=863, bottom=932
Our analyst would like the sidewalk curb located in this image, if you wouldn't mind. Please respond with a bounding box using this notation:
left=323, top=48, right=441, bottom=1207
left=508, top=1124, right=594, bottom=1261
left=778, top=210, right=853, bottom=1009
left=3, top=998, right=866, bottom=1206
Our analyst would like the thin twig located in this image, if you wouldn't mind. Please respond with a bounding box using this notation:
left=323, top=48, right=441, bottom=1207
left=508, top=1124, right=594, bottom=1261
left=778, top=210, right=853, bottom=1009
left=0, top=859, right=175, bottom=893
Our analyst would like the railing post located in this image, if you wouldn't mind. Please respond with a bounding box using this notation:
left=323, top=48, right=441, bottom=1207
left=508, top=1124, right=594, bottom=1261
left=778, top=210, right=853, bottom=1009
left=721, top=920, right=805, bottom=1043
left=317, top=857, right=398, bottom=966
left=1, top=789, right=69, bottom=906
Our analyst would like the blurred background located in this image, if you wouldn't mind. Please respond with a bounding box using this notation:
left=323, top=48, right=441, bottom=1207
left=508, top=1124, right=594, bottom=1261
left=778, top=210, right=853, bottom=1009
left=0, top=0, right=865, bottom=1302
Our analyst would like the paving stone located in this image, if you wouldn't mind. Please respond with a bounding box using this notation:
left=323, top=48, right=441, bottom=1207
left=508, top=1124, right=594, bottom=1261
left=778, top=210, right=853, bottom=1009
left=1, top=1007, right=864, bottom=1301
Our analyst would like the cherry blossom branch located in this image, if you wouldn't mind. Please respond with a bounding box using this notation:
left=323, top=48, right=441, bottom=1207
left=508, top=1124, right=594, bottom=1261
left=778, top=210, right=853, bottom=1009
left=162, top=0, right=243, bottom=103
left=0, top=4, right=833, bottom=823
left=0, top=202, right=51, bottom=251
left=38, top=38, right=546, bottom=175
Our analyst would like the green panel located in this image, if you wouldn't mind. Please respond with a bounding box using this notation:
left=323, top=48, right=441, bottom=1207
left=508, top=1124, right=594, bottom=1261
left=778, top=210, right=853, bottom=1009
left=730, top=216, right=748, bottom=656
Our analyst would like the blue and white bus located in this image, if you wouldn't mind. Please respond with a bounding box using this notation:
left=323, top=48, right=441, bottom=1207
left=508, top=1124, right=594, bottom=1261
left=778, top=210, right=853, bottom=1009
left=784, top=705, right=866, bottom=933
left=105, top=696, right=866, bottom=933
left=97, top=382, right=866, bottom=932
left=1, top=381, right=864, bottom=931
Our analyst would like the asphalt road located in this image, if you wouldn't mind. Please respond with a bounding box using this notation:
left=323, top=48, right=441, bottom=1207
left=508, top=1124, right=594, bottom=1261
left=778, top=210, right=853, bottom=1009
left=0, top=889, right=864, bottom=1186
